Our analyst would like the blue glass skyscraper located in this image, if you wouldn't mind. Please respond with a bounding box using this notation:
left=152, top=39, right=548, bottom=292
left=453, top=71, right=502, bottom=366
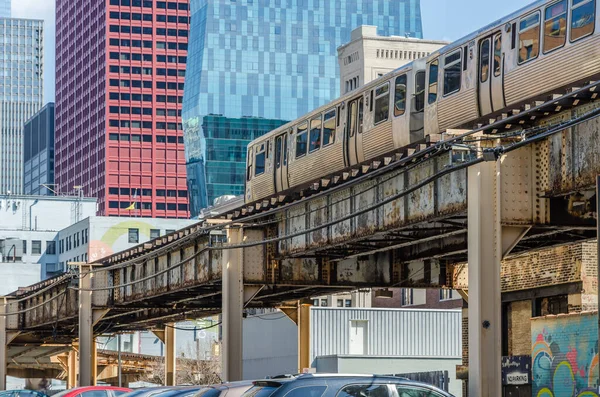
left=183, top=0, right=423, bottom=216
left=0, top=0, right=10, bottom=18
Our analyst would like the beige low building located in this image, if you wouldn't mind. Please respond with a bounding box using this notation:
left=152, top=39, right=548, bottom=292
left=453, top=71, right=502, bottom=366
left=338, top=25, right=449, bottom=94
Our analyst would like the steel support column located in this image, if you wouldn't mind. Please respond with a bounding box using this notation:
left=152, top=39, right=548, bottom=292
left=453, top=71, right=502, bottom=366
left=298, top=303, right=311, bottom=372
left=79, top=267, right=94, bottom=386
left=67, top=348, right=78, bottom=389
left=222, top=226, right=244, bottom=382
left=164, top=324, right=176, bottom=386
left=468, top=160, right=502, bottom=397
left=0, top=299, right=7, bottom=390
left=91, top=339, right=97, bottom=386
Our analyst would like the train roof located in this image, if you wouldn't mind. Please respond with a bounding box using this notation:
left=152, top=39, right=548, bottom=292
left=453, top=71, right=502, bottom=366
left=248, top=61, right=417, bottom=147
left=429, top=0, right=548, bottom=57
left=247, top=0, right=551, bottom=149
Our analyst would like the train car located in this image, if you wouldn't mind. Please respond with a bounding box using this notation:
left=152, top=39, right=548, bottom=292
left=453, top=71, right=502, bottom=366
left=427, top=0, right=599, bottom=134
left=246, top=60, right=427, bottom=204
left=246, top=0, right=600, bottom=206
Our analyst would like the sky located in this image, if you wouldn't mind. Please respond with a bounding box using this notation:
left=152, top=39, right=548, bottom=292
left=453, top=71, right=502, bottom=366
left=11, top=0, right=530, bottom=104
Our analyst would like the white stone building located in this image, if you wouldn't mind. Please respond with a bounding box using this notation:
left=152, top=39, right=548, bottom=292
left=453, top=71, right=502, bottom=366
left=0, top=194, right=97, bottom=293
left=338, top=26, right=449, bottom=94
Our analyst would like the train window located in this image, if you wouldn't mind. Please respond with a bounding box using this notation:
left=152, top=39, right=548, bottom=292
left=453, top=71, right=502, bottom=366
left=323, top=109, right=336, bottom=146
left=295, top=122, right=308, bottom=158
left=414, top=71, right=426, bottom=112
left=518, top=12, right=540, bottom=64
left=254, top=144, right=266, bottom=176
left=543, top=0, right=567, bottom=53
left=275, top=136, right=282, bottom=169
left=428, top=59, right=439, bottom=104
left=374, top=82, right=390, bottom=124
left=246, top=148, right=253, bottom=181
left=394, top=75, right=407, bottom=117
left=571, top=0, right=595, bottom=41
left=309, top=117, right=322, bottom=152
left=493, top=34, right=502, bottom=77
left=443, top=50, right=462, bottom=96
left=480, top=39, right=491, bottom=83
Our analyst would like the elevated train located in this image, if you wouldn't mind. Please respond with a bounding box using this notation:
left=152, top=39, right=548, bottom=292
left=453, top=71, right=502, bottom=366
left=245, top=0, right=598, bottom=204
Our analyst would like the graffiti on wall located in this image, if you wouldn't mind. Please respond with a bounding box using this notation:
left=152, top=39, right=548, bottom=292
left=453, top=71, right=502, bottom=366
left=532, top=312, right=599, bottom=397
left=88, top=220, right=171, bottom=262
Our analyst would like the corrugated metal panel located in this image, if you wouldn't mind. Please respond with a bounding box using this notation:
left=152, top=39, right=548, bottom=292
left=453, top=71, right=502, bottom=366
left=310, top=307, right=462, bottom=362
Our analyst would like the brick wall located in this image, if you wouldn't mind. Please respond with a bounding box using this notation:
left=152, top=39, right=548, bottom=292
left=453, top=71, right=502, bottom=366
left=453, top=242, right=592, bottom=293
left=507, top=300, right=531, bottom=356
left=502, top=243, right=582, bottom=292
left=531, top=311, right=598, bottom=396
left=581, top=242, right=598, bottom=311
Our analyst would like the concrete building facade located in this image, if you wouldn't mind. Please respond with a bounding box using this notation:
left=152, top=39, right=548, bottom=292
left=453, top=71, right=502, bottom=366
left=24, top=103, right=55, bottom=196
left=0, top=18, right=44, bottom=195
left=57, top=216, right=197, bottom=267
left=55, top=0, right=190, bottom=218
left=337, top=25, right=448, bottom=94
left=0, top=194, right=97, bottom=294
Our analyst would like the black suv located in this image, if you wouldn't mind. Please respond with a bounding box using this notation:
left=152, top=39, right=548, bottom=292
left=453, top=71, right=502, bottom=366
left=240, top=374, right=454, bottom=397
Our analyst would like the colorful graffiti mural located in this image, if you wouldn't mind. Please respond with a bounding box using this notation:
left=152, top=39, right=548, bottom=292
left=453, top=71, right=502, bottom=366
left=532, top=312, right=599, bottom=397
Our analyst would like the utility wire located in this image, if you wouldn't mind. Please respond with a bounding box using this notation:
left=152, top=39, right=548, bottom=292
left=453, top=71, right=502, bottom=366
left=12, top=89, right=600, bottom=302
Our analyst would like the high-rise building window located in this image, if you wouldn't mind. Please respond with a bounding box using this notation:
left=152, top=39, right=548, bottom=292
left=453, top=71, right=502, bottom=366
left=32, top=240, right=42, bottom=255
left=46, top=241, right=56, bottom=255
left=128, top=228, right=139, bottom=244
left=22, top=240, right=27, bottom=254
left=401, top=289, right=414, bottom=306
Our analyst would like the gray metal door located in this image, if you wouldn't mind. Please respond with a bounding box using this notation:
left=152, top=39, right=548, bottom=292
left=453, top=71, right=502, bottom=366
left=345, top=99, right=359, bottom=166
left=274, top=132, right=289, bottom=192
left=479, top=32, right=505, bottom=116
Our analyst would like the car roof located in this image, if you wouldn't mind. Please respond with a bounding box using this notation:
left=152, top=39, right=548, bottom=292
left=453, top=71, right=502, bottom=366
left=209, top=381, right=254, bottom=391
left=252, top=374, right=452, bottom=396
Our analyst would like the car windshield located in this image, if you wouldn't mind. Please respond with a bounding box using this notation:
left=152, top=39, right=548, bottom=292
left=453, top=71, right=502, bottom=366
left=240, top=386, right=279, bottom=397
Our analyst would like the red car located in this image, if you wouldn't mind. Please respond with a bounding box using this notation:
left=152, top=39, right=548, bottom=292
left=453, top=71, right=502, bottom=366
left=52, top=387, right=131, bottom=397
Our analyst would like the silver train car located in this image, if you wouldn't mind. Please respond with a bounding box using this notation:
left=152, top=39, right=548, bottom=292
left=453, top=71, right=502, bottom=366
left=246, top=0, right=599, bottom=205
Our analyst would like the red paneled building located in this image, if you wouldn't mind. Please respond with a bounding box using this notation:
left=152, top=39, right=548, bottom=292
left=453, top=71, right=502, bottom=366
left=55, top=0, right=190, bottom=218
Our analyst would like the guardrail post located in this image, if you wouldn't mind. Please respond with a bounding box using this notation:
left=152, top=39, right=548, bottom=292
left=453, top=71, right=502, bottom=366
left=222, top=226, right=244, bottom=382
left=467, top=160, right=502, bottom=396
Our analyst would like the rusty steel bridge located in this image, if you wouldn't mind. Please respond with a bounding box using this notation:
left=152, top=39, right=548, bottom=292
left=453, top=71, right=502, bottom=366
left=3, top=83, right=600, bottom=395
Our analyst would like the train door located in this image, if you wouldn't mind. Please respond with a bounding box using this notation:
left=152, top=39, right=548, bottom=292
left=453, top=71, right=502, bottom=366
left=478, top=32, right=505, bottom=116
left=345, top=97, right=364, bottom=166
left=409, top=69, right=426, bottom=142
left=274, top=131, right=290, bottom=192
left=424, top=58, right=440, bottom=136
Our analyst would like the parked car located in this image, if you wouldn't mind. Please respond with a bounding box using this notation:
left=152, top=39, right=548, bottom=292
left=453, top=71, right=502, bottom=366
left=149, top=387, right=205, bottom=397
left=193, top=381, right=254, bottom=397
left=51, top=387, right=131, bottom=397
left=119, top=387, right=182, bottom=397
left=0, top=391, right=49, bottom=397
left=240, top=374, right=455, bottom=397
